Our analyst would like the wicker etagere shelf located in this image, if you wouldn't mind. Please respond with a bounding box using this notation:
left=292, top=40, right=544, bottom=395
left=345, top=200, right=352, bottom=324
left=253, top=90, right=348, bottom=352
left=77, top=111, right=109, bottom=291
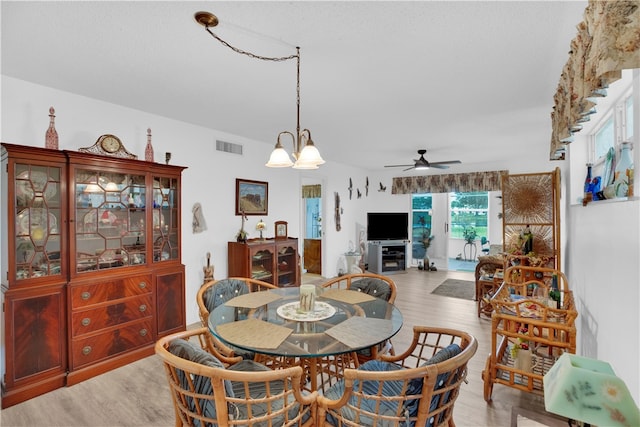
left=482, top=266, right=578, bottom=401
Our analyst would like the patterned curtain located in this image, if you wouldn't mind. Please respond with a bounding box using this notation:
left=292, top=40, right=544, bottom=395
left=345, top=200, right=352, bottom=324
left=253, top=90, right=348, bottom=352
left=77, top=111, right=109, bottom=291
left=301, top=184, right=322, bottom=198
left=391, top=170, right=507, bottom=194
left=550, top=0, right=640, bottom=160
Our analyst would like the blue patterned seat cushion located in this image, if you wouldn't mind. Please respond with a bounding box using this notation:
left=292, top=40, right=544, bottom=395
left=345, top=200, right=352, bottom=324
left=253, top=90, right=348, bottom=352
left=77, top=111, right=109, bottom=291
left=202, top=279, right=250, bottom=311
left=351, top=278, right=392, bottom=301
left=351, top=278, right=393, bottom=357
left=324, top=344, right=462, bottom=427
left=228, top=360, right=306, bottom=424
left=168, top=340, right=305, bottom=426
left=167, top=337, right=235, bottom=425
left=202, top=279, right=254, bottom=359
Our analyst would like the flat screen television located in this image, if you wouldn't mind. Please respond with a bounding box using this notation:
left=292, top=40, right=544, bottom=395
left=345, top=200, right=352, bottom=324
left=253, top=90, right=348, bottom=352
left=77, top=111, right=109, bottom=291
left=367, top=212, right=409, bottom=242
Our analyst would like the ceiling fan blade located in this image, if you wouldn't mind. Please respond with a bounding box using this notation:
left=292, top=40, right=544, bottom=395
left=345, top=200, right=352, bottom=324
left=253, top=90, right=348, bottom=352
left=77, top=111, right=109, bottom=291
left=430, top=160, right=462, bottom=165
left=403, top=166, right=416, bottom=172
left=429, top=164, right=450, bottom=169
left=384, top=164, right=413, bottom=168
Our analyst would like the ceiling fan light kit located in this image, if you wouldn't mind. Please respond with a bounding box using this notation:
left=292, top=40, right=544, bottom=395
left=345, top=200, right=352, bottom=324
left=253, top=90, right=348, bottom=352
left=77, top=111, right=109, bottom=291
left=194, top=11, right=324, bottom=170
left=385, top=149, right=461, bottom=172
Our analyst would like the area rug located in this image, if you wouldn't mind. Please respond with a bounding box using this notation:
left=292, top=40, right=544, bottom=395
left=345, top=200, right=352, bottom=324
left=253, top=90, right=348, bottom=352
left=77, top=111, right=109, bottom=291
left=431, top=279, right=475, bottom=300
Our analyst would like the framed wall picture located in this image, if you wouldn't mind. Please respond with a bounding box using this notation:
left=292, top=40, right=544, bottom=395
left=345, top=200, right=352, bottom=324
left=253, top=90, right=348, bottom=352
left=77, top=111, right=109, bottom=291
left=235, top=179, right=268, bottom=216
left=275, top=221, right=288, bottom=240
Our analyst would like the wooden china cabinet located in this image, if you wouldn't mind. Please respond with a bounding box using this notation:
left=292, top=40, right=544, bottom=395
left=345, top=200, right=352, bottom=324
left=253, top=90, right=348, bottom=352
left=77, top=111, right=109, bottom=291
left=1, top=142, right=186, bottom=407
left=228, top=238, right=300, bottom=287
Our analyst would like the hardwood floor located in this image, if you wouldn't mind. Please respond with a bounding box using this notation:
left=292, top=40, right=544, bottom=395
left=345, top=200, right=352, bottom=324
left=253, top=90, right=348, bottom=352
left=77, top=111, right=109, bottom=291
left=1, top=268, right=556, bottom=426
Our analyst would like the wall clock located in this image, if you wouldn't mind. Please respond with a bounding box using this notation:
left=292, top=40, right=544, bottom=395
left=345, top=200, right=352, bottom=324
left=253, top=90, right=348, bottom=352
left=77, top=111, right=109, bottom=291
left=79, top=134, right=138, bottom=159
left=275, top=221, right=288, bottom=240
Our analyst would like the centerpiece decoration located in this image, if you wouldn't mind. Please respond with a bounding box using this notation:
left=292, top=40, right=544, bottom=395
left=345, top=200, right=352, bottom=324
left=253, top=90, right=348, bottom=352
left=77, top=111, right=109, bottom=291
left=256, top=219, right=266, bottom=240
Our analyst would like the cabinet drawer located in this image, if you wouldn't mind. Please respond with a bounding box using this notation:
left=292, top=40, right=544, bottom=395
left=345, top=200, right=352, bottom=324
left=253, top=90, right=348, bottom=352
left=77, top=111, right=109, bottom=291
left=71, top=275, right=152, bottom=308
left=70, top=319, right=154, bottom=369
left=71, top=295, right=153, bottom=336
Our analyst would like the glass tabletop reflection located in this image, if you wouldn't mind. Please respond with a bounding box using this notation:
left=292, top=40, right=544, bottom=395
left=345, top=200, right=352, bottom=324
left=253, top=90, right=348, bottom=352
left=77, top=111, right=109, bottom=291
left=208, top=286, right=403, bottom=358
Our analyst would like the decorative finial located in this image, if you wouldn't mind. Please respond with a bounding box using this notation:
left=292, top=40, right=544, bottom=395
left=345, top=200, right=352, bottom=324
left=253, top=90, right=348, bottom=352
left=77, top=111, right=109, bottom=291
left=45, top=106, right=59, bottom=150
left=145, top=128, right=154, bottom=162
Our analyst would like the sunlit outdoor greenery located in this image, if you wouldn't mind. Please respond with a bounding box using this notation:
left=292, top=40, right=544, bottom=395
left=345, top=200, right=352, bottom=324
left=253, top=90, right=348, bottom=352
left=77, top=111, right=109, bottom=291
left=411, top=193, right=489, bottom=259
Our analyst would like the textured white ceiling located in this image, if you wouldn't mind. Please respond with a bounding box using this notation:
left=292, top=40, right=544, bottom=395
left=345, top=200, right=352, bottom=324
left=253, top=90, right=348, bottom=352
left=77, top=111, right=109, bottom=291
left=1, top=1, right=589, bottom=171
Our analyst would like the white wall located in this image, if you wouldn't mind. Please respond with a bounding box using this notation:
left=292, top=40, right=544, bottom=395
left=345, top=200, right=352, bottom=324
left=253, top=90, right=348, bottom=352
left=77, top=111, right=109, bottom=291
left=564, top=69, right=640, bottom=403
left=0, top=76, right=370, bottom=326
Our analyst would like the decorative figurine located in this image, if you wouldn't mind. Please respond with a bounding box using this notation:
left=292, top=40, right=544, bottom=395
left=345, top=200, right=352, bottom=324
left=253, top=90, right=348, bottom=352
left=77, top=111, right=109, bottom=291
left=202, top=252, right=214, bottom=284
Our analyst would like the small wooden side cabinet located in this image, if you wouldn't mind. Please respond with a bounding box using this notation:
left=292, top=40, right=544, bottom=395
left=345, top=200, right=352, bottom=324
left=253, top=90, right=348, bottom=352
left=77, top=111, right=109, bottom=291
left=228, top=238, right=300, bottom=287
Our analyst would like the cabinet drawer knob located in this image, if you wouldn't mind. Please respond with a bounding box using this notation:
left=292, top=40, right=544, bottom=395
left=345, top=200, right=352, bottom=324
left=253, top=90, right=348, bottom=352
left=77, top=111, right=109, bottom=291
left=139, top=281, right=147, bottom=289
left=82, top=346, right=92, bottom=355
left=139, top=328, right=148, bottom=337
left=81, top=318, right=91, bottom=327
left=139, top=304, right=147, bottom=312
left=81, top=291, right=91, bottom=300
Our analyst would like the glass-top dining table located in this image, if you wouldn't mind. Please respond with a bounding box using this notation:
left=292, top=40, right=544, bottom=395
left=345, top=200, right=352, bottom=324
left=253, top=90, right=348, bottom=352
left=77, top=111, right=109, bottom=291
left=208, top=286, right=403, bottom=391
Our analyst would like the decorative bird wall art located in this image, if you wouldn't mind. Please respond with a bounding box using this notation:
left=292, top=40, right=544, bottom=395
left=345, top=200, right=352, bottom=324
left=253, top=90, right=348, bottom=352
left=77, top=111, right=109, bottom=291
left=378, top=182, right=387, bottom=192
left=348, top=178, right=353, bottom=200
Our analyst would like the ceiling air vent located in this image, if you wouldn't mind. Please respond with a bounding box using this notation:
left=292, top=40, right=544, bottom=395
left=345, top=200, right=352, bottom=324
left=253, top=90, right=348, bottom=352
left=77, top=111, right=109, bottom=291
left=216, top=140, right=243, bottom=155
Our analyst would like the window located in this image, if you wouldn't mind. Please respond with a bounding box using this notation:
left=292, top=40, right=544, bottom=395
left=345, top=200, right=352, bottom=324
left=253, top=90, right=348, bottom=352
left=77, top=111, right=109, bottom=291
left=449, top=192, right=488, bottom=240
left=593, top=114, right=615, bottom=162
left=411, top=194, right=432, bottom=259
left=625, top=94, right=634, bottom=142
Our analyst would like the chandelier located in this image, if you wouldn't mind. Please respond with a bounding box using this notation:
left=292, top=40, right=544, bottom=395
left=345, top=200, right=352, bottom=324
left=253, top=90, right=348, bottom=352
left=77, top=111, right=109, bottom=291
left=194, top=11, right=325, bottom=170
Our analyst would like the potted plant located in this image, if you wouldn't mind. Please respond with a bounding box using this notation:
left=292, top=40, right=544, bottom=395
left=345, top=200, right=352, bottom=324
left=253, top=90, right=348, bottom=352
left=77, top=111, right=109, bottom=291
left=417, top=216, right=434, bottom=270
left=235, top=210, right=248, bottom=243
left=463, top=226, right=477, bottom=244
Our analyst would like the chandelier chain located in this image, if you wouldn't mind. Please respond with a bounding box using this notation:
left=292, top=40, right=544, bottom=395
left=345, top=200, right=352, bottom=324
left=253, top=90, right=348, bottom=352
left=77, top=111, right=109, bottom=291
left=205, top=28, right=298, bottom=62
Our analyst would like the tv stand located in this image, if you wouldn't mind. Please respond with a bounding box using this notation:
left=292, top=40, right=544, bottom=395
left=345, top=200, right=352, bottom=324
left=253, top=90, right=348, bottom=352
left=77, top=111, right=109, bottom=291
left=368, top=242, right=407, bottom=275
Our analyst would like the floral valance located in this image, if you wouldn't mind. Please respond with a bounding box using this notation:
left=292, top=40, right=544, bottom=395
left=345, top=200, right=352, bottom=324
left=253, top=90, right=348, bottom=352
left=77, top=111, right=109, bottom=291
left=301, top=184, right=322, bottom=198
left=550, top=0, right=640, bottom=160
left=391, top=170, right=507, bottom=194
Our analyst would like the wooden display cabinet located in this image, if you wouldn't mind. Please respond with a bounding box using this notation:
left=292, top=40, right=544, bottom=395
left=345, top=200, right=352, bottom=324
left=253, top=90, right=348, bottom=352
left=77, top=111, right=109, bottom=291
left=1, top=143, right=186, bottom=407
left=228, top=238, right=300, bottom=287
left=1, top=145, right=68, bottom=408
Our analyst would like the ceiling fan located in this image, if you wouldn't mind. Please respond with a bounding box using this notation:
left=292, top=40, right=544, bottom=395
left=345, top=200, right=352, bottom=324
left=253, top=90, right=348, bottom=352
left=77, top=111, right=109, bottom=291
left=384, top=149, right=462, bottom=171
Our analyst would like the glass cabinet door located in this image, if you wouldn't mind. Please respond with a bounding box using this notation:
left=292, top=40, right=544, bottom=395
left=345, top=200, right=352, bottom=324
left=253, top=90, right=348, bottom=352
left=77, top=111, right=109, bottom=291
left=14, top=163, right=62, bottom=280
left=74, top=169, right=146, bottom=272
left=251, top=248, right=274, bottom=284
left=276, top=242, right=297, bottom=286
left=152, top=176, right=179, bottom=262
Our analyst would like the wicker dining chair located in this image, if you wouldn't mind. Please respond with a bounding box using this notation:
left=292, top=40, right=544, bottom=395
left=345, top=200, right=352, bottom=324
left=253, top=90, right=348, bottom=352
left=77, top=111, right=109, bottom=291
left=316, top=326, right=478, bottom=427
left=156, top=327, right=317, bottom=427
left=196, top=277, right=280, bottom=365
left=320, top=273, right=398, bottom=363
